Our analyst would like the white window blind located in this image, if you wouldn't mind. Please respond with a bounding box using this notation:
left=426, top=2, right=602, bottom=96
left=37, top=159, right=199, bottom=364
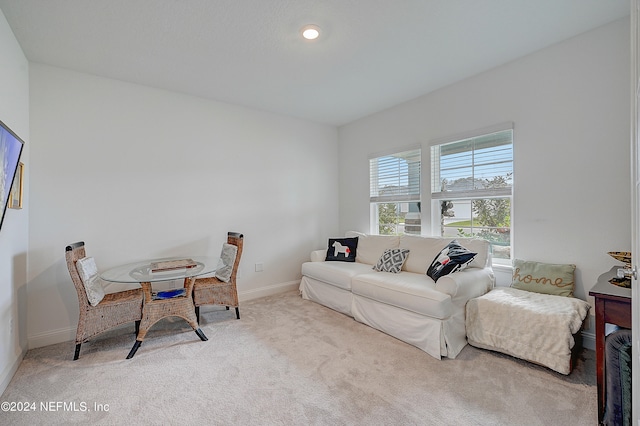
left=431, top=129, right=513, bottom=200
left=370, top=149, right=421, bottom=203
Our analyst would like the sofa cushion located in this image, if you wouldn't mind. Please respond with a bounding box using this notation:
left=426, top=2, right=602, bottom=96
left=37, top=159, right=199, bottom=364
left=351, top=271, right=452, bottom=319
left=346, top=231, right=399, bottom=265
left=427, top=240, right=477, bottom=281
left=373, top=248, right=410, bottom=273
left=301, top=261, right=374, bottom=291
left=398, top=236, right=490, bottom=272
left=456, top=238, right=490, bottom=269
left=325, top=237, right=358, bottom=262
left=399, top=235, right=450, bottom=274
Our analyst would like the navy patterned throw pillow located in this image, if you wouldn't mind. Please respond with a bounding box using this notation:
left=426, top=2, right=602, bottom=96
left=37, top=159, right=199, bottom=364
left=325, top=237, right=358, bottom=262
left=427, top=240, right=477, bottom=281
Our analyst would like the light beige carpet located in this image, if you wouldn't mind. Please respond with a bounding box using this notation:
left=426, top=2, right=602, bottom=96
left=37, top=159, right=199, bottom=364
left=1, top=290, right=596, bottom=425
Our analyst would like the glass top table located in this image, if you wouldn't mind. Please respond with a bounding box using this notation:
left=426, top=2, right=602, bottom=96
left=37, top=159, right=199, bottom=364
left=100, top=256, right=222, bottom=359
left=100, top=256, right=223, bottom=284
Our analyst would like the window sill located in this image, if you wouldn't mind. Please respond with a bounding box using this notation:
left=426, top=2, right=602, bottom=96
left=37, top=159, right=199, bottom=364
left=491, top=263, right=513, bottom=273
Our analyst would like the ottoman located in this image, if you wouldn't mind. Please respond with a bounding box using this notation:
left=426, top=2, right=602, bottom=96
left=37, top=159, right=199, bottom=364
left=465, top=287, right=590, bottom=374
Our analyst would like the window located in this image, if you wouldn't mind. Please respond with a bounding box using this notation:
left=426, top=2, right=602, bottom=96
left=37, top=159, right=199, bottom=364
left=370, top=148, right=421, bottom=235
left=431, top=128, right=513, bottom=263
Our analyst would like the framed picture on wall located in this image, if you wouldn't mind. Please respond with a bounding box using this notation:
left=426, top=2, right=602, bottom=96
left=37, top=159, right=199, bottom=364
left=0, top=120, right=25, bottom=229
left=9, top=162, right=23, bottom=209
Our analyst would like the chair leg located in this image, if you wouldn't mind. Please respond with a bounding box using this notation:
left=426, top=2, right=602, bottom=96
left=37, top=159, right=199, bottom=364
left=195, top=328, right=208, bottom=341
left=134, top=320, right=140, bottom=337
left=235, top=307, right=240, bottom=319
left=127, top=341, right=142, bottom=359
left=195, top=306, right=200, bottom=323
left=73, top=343, right=81, bottom=360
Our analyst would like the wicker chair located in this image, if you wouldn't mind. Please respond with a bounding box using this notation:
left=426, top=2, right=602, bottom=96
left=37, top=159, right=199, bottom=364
left=65, top=241, right=144, bottom=360
left=193, top=232, right=243, bottom=321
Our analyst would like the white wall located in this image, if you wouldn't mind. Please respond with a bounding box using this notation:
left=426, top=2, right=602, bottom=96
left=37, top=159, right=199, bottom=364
left=27, top=64, right=339, bottom=348
left=338, top=19, right=630, bottom=303
left=0, top=9, right=29, bottom=394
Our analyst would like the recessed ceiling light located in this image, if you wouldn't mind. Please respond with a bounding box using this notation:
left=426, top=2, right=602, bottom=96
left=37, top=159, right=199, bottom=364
left=301, top=25, right=320, bottom=40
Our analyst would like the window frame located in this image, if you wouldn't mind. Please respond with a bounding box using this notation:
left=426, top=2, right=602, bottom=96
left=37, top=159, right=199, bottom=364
left=430, top=124, right=514, bottom=265
left=369, top=147, right=422, bottom=235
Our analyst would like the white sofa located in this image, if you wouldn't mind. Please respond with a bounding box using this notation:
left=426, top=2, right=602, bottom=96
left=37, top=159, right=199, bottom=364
left=299, top=231, right=495, bottom=359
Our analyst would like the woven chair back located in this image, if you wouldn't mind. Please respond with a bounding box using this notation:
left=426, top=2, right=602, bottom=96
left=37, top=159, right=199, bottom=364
left=227, top=232, right=244, bottom=283
left=65, top=241, right=90, bottom=309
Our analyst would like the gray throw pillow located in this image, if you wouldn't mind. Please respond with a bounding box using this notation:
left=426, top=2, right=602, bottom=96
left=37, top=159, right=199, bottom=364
left=215, top=243, right=238, bottom=282
left=373, top=248, right=410, bottom=273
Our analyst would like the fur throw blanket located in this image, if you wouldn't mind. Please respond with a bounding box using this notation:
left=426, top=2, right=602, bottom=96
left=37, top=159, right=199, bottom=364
left=466, top=287, right=590, bottom=374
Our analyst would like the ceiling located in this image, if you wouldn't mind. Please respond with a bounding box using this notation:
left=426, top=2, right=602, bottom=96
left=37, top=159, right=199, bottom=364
left=0, top=0, right=630, bottom=126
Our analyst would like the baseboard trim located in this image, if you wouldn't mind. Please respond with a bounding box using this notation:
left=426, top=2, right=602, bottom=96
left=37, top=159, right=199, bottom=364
left=0, top=347, right=26, bottom=396
left=238, top=280, right=300, bottom=301
left=580, top=314, right=595, bottom=351
left=28, top=326, right=75, bottom=350
left=581, top=330, right=595, bottom=351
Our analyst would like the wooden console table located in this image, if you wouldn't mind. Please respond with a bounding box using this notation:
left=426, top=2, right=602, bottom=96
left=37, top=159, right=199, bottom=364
left=589, top=267, right=632, bottom=423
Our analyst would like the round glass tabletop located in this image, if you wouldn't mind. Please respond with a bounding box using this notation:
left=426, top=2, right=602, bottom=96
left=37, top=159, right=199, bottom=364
left=100, top=256, right=223, bottom=283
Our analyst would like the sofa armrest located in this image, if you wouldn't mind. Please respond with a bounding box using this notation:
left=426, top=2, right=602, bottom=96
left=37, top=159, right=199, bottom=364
left=435, top=267, right=495, bottom=301
left=310, top=249, right=327, bottom=262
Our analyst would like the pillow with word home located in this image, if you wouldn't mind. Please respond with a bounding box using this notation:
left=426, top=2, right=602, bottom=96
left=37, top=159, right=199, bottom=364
left=511, top=259, right=576, bottom=297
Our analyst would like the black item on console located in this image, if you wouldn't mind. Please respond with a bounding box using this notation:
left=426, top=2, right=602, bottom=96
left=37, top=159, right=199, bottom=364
left=603, top=328, right=632, bottom=426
